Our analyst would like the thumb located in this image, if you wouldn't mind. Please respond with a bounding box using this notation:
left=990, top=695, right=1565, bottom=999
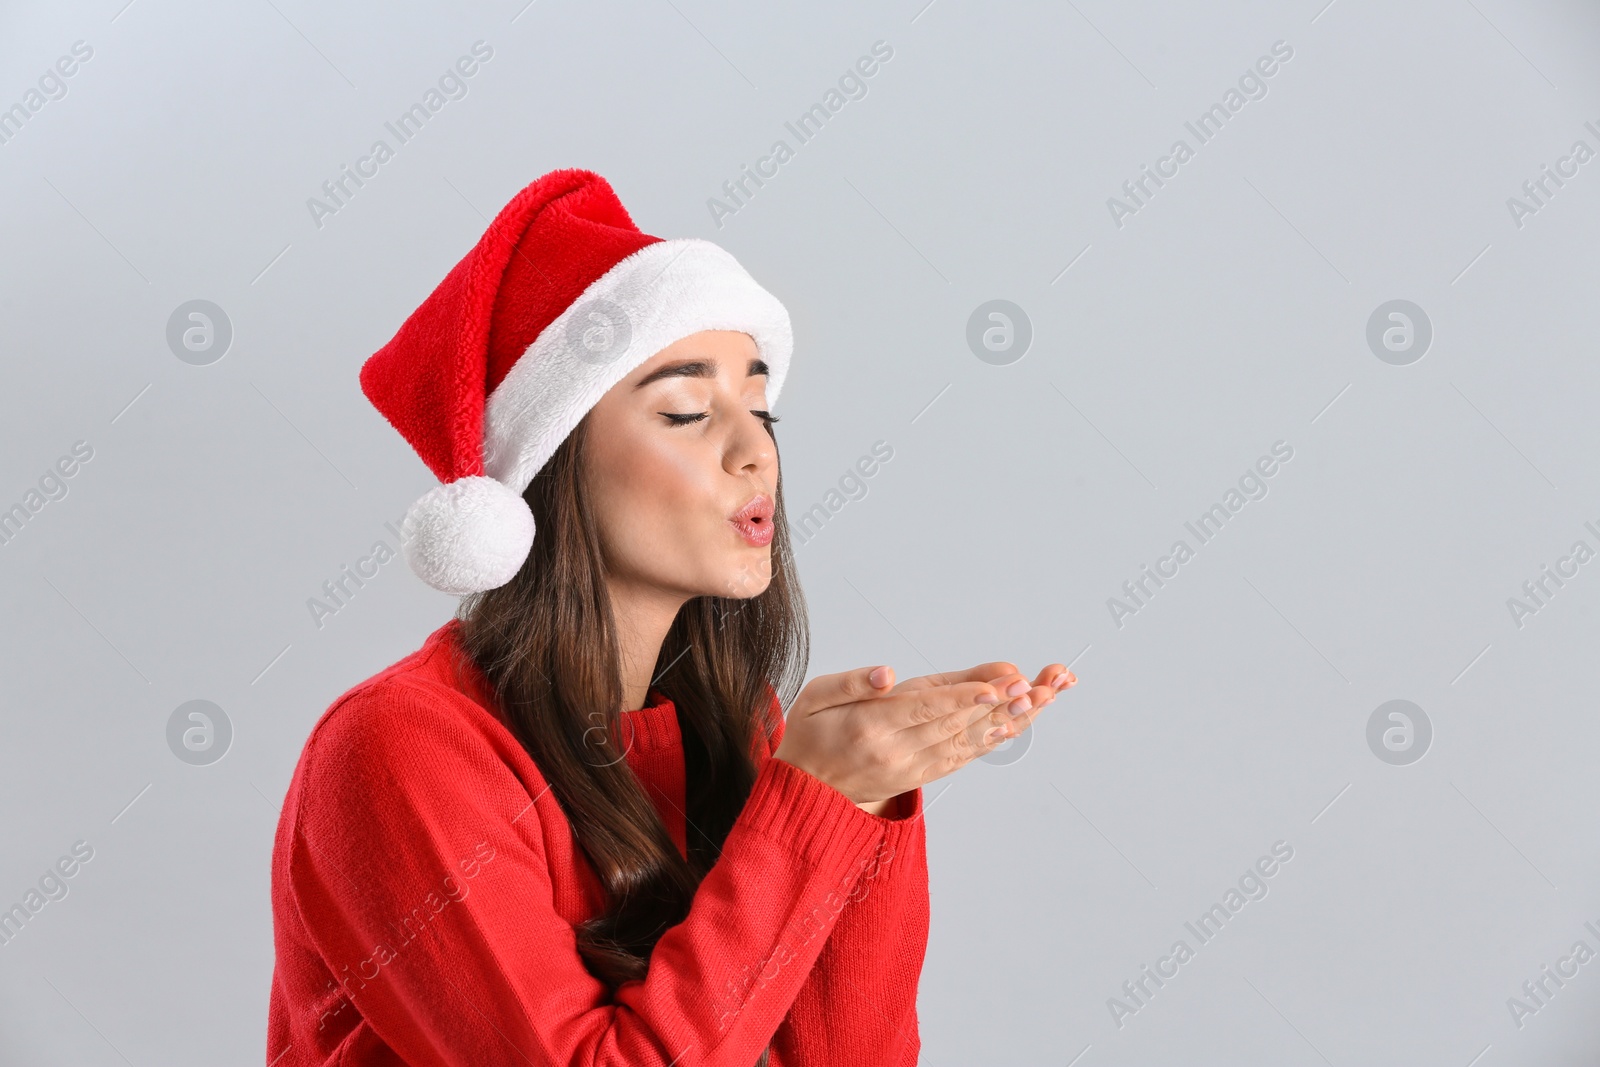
left=799, top=664, right=895, bottom=715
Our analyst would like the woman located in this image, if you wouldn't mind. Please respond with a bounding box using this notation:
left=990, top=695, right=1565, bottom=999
left=265, top=169, right=1076, bottom=1066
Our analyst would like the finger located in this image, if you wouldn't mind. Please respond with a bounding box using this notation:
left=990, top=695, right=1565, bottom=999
left=955, top=672, right=1037, bottom=725
left=990, top=672, right=1040, bottom=716
left=974, top=688, right=1054, bottom=751
left=871, top=679, right=1008, bottom=742
left=1033, top=663, right=1076, bottom=690
left=895, top=678, right=1032, bottom=749
left=802, top=664, right=896, bottom=714
left=1006, top=675, right=1073, bottom=737
left=891, top=661, right=1020, bottom=695
left=1020, top=681, right=1056, bottom=712
left=1015, top=685, right=1057, bottom=729
left=909, top=702, right=1025, bottom=778
left=984, top=672, right=1041, bottom=721
left=1001, top=681, right=1057, bottom=726
left=878, top=673, right=1041, bottom=761
left=966, top=682, right=1058, bottom=750
left=977, top=711, right=1021, bottom=748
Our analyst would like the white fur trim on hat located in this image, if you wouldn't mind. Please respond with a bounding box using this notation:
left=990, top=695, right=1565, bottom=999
left=400, top=475, right=535, bottom=596
left=481, top=238, right=794, bottom=492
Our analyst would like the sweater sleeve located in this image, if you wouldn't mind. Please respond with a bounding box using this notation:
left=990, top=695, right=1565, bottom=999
left=761, top=698, right=930, bottom=1067
left=284, top=679, right=909, bottom=1067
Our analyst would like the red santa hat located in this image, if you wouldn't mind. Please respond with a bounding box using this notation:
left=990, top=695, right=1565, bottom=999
left=359, top=168, right=794, bottom=595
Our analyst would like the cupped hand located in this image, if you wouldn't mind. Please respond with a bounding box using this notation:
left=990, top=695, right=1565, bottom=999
left=770, top=659, right=1078, bottom=807
left=888, top=660, right=1075, bottom=744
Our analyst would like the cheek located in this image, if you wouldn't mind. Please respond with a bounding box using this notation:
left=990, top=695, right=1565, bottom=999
left=631, top=434, right=718, bottom=515
left=595, top=428, right=723, bottom=560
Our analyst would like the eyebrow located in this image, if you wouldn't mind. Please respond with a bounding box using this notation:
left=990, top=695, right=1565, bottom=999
left=633, top=357, right=769, bottom=389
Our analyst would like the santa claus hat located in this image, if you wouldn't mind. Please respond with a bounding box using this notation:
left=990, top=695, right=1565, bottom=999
left=359, top=168, right=794, bottom=596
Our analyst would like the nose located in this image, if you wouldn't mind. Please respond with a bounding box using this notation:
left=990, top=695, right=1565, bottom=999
left=723, top=406, right=777, bottom=478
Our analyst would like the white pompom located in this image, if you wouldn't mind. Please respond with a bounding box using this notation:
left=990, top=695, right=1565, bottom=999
left=399, top=476, right=536, bottom=595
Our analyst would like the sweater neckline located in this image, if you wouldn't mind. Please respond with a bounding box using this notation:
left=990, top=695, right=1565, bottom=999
left=435, top=618, right=683, bottom=754
left=621, top=686, right=682, bottom=753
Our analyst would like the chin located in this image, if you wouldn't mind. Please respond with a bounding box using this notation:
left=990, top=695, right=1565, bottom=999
left=719, top=552, right=773, bottom=600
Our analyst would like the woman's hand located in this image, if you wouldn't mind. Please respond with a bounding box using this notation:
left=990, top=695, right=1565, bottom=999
left=771, top=660, right=1078, bottom=807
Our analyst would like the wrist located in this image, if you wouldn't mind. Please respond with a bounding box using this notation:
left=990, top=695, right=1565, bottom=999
left=771, top=753, right=876, bottom=809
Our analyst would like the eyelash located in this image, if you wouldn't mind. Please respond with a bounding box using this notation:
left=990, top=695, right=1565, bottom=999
left=661, top=410, right=780, bottom=427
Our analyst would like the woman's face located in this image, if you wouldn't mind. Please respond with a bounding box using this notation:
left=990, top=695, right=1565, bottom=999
left=581, top=329, right=779, bottom=604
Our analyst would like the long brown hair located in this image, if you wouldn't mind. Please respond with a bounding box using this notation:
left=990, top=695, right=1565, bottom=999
left=450, top=409, right=807, bottom=1064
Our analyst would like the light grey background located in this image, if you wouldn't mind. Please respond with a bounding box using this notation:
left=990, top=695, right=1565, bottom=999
left=3, top=1, right=1599, bottom=1063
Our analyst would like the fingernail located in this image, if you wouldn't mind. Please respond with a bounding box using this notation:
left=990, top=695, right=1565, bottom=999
left=985, top=725, right=1009, bottom=744
left=1008, top=696, right=1032, bottom=717
left=1049, top=673, right=1069, bottom=689
left=1005, top=680, right=1029, bottom=698
left=974, top=689, right=1002, bottom=705
left=869, top=666, right=892, bottom=687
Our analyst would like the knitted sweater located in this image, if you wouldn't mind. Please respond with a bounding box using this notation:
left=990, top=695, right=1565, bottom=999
left=265, top=618, right=929, bottom=1066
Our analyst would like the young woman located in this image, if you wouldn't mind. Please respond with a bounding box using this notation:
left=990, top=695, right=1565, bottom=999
left=265, top=170, right=1076, bottom=1067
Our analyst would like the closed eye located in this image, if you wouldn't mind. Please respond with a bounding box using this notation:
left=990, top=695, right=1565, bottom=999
left=660, top=411, right=780, bottom=427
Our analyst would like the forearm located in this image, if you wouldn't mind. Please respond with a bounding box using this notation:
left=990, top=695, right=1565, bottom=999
left=772, top=788, right=929, bottom=1066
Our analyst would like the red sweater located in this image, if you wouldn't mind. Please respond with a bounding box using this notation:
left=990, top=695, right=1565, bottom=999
left=266, top=619, right=929, bottom=1066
